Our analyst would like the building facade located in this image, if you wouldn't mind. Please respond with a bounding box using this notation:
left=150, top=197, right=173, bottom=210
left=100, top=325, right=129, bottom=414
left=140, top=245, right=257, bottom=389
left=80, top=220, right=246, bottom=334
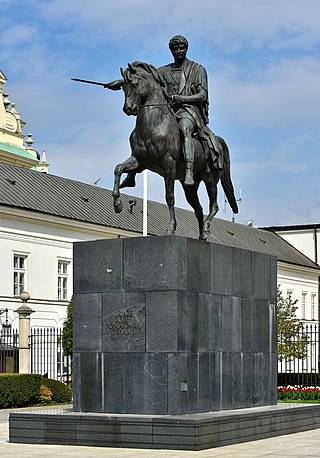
left=263, top=224, right=320, bottom=325
left=265, top=224, right=320, bottom=265
left=0, top=69, right=48, bottom=173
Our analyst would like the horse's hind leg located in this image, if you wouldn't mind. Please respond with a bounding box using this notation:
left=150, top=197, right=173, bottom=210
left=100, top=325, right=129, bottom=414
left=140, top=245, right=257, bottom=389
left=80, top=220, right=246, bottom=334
left=201, top=167, right=221, bottom=240
left=112, top=156, right=140, bottom=213
left=181, top=177, right=204, bottom=237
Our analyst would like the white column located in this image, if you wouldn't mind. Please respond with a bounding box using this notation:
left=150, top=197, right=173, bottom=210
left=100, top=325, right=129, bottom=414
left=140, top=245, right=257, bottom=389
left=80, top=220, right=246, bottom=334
left=143, top=170, right=148, bottom=236
left=15, top=292, right=34, bottom=374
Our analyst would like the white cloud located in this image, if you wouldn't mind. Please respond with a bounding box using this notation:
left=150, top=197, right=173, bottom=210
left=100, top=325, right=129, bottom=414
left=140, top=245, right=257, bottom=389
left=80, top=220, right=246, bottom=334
left=18, top=0, right=320, bottom=53
left=213, top=56, right=320, bottom=129
left=0, top=23, right=38, bottom=47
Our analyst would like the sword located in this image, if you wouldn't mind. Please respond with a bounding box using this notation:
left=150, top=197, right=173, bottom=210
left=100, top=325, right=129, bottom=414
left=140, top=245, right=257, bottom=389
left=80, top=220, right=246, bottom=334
left=71, top=78, right=107, bottom=87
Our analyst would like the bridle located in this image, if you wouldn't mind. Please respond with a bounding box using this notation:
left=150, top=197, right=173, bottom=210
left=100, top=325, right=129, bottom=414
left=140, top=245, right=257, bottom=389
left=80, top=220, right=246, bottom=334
left=138, top=96, right=176, bottom=113
left=125, top=70, right=174, bottom=112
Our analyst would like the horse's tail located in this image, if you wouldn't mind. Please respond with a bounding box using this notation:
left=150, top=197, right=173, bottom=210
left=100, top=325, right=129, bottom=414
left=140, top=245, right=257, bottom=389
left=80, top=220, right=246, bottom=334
left=218, top=136, right=239, bottom=214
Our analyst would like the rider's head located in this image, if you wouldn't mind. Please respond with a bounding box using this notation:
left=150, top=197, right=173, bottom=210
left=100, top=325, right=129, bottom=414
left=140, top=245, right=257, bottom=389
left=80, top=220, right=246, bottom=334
left=168, top=35, right=189, bottom=51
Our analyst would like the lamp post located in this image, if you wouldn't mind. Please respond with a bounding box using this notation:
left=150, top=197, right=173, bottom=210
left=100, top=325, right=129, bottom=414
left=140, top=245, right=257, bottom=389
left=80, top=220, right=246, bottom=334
left=15, top=291, right=34, bottom=374
left=0, top=308, right=12, bottom=331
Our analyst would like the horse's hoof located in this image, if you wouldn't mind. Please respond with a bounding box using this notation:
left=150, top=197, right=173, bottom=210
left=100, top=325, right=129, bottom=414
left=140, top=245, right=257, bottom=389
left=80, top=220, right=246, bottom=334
left=199, top=231, right=210, bottom=241
left=166, top=229, right=175, bottom=235
left=114, top=201, right=123, bottom=213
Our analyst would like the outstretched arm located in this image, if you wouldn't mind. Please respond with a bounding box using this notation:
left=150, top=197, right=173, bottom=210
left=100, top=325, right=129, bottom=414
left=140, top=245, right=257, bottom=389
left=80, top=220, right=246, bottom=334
left=104, top=79, right=124, bottom=91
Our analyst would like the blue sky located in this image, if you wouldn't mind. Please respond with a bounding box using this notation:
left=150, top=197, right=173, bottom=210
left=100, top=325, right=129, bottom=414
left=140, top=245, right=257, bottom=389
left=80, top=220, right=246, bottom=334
left=1, top=0, right=319, bottom=227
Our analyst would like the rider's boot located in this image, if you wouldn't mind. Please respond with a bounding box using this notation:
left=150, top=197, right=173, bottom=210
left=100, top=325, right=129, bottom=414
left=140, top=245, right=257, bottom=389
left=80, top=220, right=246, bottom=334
left=181, top=124, right=195, bottom=185
left=184, top=161, right=194, bottom=186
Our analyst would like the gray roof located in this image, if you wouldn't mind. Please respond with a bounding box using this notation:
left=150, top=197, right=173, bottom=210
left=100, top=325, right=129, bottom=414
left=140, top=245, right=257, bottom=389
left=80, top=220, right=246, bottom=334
left=0, top=162, right=319, bottom=270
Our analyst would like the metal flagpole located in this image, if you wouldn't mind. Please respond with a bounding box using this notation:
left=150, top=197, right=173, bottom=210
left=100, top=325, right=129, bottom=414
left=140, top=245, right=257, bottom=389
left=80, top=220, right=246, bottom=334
left=143, top=170, right=148, bottom=236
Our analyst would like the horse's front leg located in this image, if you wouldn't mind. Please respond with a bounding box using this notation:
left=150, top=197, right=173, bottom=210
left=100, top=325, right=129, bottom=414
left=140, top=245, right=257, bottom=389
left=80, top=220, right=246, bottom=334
left=163, top=154, right=177, bottom=235
left=112, top=156, right=140, bottom=213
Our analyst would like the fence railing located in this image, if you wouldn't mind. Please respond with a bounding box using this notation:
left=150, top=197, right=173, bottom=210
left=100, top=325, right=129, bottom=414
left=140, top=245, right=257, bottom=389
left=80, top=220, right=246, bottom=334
left=278, top=323, right=320, bottom=386
left=2, top=324, right=319, bottom=387
left=30, top=327, right=72, bottom=384
left=0, top=328, right=19, bottom=373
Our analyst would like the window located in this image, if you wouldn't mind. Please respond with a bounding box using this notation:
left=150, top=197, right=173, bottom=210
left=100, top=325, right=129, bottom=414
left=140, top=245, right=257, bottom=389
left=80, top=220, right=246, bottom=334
left=13, top=255, right=27, bottom=296
left=58, top=261, right=69, bottom=300
left=311, top=293, right=316, bottom=320
left=301, top=292, right=307, bottom=320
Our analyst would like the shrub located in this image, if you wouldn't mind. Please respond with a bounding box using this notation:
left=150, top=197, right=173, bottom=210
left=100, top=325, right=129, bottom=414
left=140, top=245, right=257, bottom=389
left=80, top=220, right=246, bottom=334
left=41, top=378, right=72, bottom=403
left=62, top=298, right=73, bottom=357
left=40, top=384, right=53, bottom=403
left=0, top=374, right=41, bottom=408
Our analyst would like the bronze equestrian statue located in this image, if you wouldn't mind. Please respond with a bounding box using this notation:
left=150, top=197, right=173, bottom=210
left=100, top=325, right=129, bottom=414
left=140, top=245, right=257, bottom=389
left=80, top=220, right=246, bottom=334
left=74, top=35, right=238, bottom=240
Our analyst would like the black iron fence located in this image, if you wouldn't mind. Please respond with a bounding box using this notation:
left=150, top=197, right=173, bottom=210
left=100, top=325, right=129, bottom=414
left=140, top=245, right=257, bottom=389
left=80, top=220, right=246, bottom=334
left=30, top=327, right=72, bottom=384
left=0, top=328, right=19, bottom=373
left=2, top=324, right=319, bottom=387
left=278, top=323, right=320, bottom=386
left=0, top=327, right=71, bottom=383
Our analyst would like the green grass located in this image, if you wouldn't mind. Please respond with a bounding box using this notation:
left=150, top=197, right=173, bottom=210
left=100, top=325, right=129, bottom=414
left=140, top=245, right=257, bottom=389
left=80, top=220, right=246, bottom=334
left=278, top=400, right=320, bottom=404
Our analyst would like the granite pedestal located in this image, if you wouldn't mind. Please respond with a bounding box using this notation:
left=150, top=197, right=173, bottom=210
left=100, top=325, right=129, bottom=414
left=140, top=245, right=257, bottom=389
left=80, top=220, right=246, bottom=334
left=72, top=236, right=277, bottom=415
left=11, top=236, right=320, bottom=450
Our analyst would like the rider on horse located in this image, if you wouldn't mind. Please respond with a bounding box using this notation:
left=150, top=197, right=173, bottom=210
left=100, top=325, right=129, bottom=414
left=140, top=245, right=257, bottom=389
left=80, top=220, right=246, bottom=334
left=105, top=35, right=222, bottom=187
left=158, top=35, right=222, bottom=185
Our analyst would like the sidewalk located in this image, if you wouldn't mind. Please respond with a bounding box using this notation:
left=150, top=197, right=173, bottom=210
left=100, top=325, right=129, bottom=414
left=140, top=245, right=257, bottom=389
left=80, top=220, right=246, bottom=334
left=1, top=406, right=320, bottom=457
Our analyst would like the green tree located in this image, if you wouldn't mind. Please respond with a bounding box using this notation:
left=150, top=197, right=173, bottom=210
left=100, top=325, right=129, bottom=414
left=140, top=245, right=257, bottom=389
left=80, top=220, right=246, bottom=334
left=277, top=288, right=309, bottom=362
left=62, top=297, right=73, bottom=357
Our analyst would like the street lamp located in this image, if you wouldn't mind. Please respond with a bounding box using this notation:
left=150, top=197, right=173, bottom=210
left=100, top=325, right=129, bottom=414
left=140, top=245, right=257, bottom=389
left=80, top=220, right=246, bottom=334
left=0, top=308, right=12, bottom=330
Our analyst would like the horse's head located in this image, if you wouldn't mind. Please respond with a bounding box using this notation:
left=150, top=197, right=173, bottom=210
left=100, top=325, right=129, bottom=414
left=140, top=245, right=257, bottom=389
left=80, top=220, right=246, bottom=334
left=121, top=62, right=164, bottom=116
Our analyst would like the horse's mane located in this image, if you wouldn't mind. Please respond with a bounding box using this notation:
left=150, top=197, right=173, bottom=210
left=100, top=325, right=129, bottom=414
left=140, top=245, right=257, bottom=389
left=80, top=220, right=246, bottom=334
left=123, top=61, right=170, bottom=101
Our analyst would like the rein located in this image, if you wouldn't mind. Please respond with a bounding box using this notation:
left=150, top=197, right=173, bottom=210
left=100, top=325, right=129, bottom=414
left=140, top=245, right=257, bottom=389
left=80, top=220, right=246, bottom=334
left=137, top=102, right=176, bottom=119
left=138, top=96, right=177, bottom=119
left=138, top=95, right=174, bottom=109
left=138, top=102, right=171, bottom=108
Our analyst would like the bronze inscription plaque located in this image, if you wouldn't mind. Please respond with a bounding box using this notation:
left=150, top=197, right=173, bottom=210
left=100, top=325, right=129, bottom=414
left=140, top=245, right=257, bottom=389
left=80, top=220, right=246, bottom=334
left=106, top=310, right=142, bottom=335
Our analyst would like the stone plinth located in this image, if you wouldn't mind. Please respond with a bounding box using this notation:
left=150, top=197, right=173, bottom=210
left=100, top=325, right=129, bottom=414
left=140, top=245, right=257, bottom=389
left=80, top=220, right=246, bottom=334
left=9, top=404, right=320, bottom=450
left=73, top=236, right=277, bottom=415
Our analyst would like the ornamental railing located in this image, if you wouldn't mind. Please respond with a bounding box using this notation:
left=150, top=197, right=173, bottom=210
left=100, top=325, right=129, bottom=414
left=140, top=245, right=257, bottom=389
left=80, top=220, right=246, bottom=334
left=30, top=327, right=72, bottom=384
left=278, top=323, right=320, bottom=386
left=0, top=328, right=19, bottom=373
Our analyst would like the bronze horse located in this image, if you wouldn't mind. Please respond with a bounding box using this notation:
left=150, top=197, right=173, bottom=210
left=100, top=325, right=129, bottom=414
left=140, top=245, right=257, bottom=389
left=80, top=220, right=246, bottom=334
left=112, top=62, right=238, bottom=240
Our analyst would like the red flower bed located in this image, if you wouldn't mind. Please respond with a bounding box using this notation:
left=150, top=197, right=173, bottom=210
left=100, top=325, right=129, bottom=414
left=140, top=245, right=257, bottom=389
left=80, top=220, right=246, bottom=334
left=278, top=385, right=320, bottom=401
